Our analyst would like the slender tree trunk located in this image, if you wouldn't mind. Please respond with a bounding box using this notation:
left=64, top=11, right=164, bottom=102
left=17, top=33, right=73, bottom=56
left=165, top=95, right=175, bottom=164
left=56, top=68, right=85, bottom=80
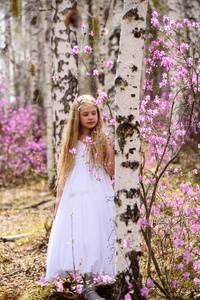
left=184, top=0, right=200, bottom=59
left=4, top=1, right=11, bottom=112
left=42, top=0, right=53, bottom=185
left=114, top=0, right=148, bottom=299
left=105, top=0, right=122, bottom=100
left=29, top=0, right=41, bottom=105
left=52, top=0, right=78, bottom=164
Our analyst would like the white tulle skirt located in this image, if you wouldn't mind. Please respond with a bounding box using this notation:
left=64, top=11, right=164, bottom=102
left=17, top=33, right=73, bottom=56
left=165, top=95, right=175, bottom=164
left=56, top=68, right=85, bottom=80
left=45, top=141, right=115, bottom=282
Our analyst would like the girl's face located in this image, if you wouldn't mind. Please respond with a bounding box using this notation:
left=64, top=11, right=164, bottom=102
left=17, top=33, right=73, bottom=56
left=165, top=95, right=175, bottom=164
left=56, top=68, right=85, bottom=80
left=79, top=105, right=98, bottom=133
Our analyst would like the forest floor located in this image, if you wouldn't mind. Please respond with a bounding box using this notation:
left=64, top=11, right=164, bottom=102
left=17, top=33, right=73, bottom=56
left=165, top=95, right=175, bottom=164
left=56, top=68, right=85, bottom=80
left=0, top=180, right=55, bottom=300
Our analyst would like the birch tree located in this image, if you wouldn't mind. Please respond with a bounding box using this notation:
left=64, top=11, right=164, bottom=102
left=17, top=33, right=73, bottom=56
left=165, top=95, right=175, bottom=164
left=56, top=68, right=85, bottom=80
left=42, top=0, right=53, bottom=185
left=29, top=0, right=41, bottom=105
left=4, top=1, right=11, bottom=112
left=52, top=0, right=78, bottom=161
left=114, top=0, right=148, bottom=298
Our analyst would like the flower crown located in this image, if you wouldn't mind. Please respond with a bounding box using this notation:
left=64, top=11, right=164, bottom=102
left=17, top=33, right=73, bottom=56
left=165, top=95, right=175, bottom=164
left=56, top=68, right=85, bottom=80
left=74, top=95, right=97, bottom=110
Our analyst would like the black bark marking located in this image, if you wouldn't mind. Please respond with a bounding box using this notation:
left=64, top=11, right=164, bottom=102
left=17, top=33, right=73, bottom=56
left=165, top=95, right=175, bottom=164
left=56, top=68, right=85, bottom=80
left=120, top=203, right=140, bottom=226
left=123, top=8, right=144, bottom=21
left=132, top=28, right=145, bottom=38
left=115, top=188, right=140, bottom=206
left=121, top=160, right=139, bottom=170
left=129, top=148, right=136, bottom=154
left=115, top=76, right=128, bottom=87
left=131, top=65, right=138, bottom=72
left=112, top=250, right=143, bottom=299
left=116, top=115, right=139, bottom=154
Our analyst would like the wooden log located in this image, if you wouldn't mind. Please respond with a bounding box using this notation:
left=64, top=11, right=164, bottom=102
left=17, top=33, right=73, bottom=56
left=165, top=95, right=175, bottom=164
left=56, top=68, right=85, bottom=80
left=0, top=233, right=31, bottom=242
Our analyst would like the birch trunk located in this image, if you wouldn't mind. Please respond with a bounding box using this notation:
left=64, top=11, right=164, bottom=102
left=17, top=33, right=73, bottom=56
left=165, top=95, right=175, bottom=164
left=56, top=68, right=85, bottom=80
left=105, top=0, right=122, bottom=100
left=42, top=0, right=53, bottom=185
left=4, top=1, right=11, bottom=112
left=29, top=0, right=41, bottom=105
left=52, top=0, right=78, bottom=162
left=184, top=0, right=199, bottom=58
left=114, top=0, right=148, bottom=298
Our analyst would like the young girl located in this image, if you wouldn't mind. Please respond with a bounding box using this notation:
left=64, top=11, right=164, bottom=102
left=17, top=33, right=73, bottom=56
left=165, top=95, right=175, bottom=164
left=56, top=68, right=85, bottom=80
left=45, top=95, right=115, bottom=299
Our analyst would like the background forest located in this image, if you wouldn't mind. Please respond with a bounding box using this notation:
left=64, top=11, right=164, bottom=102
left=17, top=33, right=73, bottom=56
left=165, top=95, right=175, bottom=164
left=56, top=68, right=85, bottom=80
left=0, top=0, right=200, bottom=299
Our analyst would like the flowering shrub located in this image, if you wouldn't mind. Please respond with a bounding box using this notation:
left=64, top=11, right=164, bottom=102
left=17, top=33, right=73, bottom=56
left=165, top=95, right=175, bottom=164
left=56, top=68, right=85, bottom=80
left=0, top=75, right=47, bottom=182
left=139, top=12, right=200, bottom=299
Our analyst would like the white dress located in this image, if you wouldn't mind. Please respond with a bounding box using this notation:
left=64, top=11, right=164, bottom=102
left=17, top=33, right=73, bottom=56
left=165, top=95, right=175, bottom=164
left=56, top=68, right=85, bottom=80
left=46, top=140, right=115, bottom=282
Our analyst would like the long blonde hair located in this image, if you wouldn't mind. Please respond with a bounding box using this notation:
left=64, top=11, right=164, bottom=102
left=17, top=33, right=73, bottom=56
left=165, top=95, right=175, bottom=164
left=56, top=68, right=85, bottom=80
left=57, top=95, right=110, bottom=189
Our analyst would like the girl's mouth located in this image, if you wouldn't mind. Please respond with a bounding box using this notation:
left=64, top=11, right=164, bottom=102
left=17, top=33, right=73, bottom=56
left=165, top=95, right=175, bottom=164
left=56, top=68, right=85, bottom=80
left=88, top=122, right=95, bottom=125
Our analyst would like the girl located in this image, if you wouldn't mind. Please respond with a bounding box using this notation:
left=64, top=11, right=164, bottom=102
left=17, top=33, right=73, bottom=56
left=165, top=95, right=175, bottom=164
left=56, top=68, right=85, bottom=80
left=46, top=95, right=115, bottom=300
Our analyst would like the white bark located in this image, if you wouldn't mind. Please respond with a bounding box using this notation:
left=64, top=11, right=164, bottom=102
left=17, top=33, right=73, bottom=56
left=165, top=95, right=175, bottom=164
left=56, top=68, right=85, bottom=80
left=29, top=0, right=41, bottom=105
left=105, top=0, right=122, bottom=99
left=43, top=0, right=53, bottom=185
left=184, top=0, right=199, bottom=58
left=4, top=1, right=11, bottom=111
left=52, top=0, right=78, bottom=161
left=115, top=0, right=148, bottom=287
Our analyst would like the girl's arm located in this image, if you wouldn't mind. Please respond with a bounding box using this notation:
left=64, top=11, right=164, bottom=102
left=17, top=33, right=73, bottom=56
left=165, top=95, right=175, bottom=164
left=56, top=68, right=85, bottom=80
left=53, top=185, right=63, bottom=219
left=104, top=138, right=115, bottom=177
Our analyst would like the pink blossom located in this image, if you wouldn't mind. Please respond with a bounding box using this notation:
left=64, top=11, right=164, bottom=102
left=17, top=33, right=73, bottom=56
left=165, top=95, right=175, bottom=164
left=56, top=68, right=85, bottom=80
left=194, top=277, right=200, bottom=285
left=54, top=272, right=60, bottom=283
left=139, top=219, right=145, bottom=227
left=81, top=24, right=86, bottom=30
left=173, top=280, right=179, bottom=287
left=148, top=33, right=153, bottom=38
left=106, top=60, right=113, bottom=67
left=102, top=275, right=112, bottom=284
left=97, top=90, right=107, bottom=99
left=89, top=30, right=94, bottom=36
left=39, top=277, right=46, bottom=286
left=173, top=238, right=183, bottom=248
left=86, top=72, right=91, bottom=76
left=88, top=168, right=92, bottom=173
left=86, top=136, right=91, bottom=143
left=177, top=263, right=184, bottom=271
left=111, top=179, right=115, bottom=186
left=163, top=15, right=169, bottom=22
left=140, top=287, right=149, bottom=296
left=74, top=97, right=78, bottom=103
left=93, top=277, right=99, bottom=283
left=193, top=22, right=199, bottom=28
left=152, top=11, right=158, bottom=18
left=71, top=45, right=79, bottom=55
left=84, top=46, right=92, bottom=54
left=96, top=99, right=102, bottom=105
left=123, top=239, right=130, bottom=248
left=150, top=178, right=155, bottom=184
left=93, top=69, right=99, bottom=76
left=109, top=119, right=115, bottom=125
left=139, top=176, right=143, bottom=181
left=198, top=144, right=200, bottom=148
left=124, top=293, right=131, bottom=300
left=76, top=285, right=82, bottom=294
left=56, top=282, right=63, bottom=292
left=69, top=148, right=76, bottom=154
left=183, top=251, right=192, bottom=264
left=52, top=74, right=59, bottom=81
left=147, top=277, right=153, bottom=287
left=128, top=282, right=133, bottom=289
left=183, top=272, right=190, bottom=280
left=73, top=273, right=79, bottom=282
left=102, top=112, right=107, bottom=119
left=193, top=169, right=197, bottom=174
